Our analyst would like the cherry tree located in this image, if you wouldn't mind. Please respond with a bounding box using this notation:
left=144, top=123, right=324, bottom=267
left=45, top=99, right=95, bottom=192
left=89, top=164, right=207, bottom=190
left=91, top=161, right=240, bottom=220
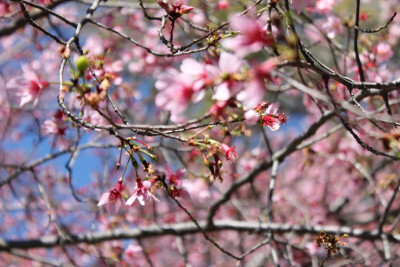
left=1, top=0, right=400, bottom=266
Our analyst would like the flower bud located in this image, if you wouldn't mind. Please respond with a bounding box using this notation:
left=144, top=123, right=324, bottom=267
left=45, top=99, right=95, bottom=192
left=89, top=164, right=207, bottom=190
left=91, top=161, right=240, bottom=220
left=179, top=5, right=194, bottom=15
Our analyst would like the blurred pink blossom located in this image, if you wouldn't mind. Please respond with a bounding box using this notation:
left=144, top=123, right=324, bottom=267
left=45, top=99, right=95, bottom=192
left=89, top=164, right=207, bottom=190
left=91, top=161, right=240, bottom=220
left=244, top=109, right=260, bottom=125
left=316, top=0, right=336, bottom=13
left=222, top=14, right=274, bottom=56
left=123, top=244, right=143, bottom=265
left=165, top=166, right=190, bottom=199
left=216, top=1, right=229, bottom=10
left=180, top=58, right=219, bottom=91
left=322, top=16, right=343, bottom=38
left=238, top=58, right=278, bottom=108
left=6, top=65, right=49, bottom=107
left=375, top=43, right=393, bottom=62
left=212, top=52, right=244, bottom=102
left=155, top=69, right=202, bottom=122
left=292, top=0, right=314, bottom=14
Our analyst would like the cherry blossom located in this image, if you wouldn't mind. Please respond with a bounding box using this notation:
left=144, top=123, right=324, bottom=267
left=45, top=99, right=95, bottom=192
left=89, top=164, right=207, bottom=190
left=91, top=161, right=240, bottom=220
left=165, top=166, right=190, bottom=199
left=126, top=178, right=159, bottom=206
left=263, top=115, right=281, bottom=131
left=222, top=14, right=274, bottom=56
left=6, top=65, right=50, bottom=107
left=322, top=16, right=343, bottom=39
left=180, top=58, right=219, bottom=91
left=292, top=0, right=315, bottom=14
left=155, top=69, right=201, bottom=122
left=157, top=0, right=194, bottom=17
left=244, top=109, right=261, bottom=125
left=259, top=102, right=288, bottom=131
left=238, top=58, right=278, bottom=108
left=216, top=1, right=229, bottom=10
left=212, top=52, right=244, bottom=102
left=123, top=244, right=143, bottom=265
left=220, top=144, right=238, bottom=161
left=42, top=110, right=66, bottom=136
left=315, top=0, right=336, bottom=13
left=375, top=43, right=394, bottom=63
left=98, top=179, right=125, bottom=213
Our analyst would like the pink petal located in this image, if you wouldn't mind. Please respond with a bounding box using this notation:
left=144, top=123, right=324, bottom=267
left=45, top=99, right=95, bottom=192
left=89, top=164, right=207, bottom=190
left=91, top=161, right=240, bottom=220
left=244, top=110, right=260, bottom=125
left=265, top=102, right=280, bottom=114
left=148, top=192, right=160, bottom=203
left=212, top=82, right=231, bottom=101
left=219, top=52, right=243, bottom=74
left=97, top=192, right=111, bottom=206
left=180, top=58, right=203, bottom=76
left=268, top=121, right=281, bottom=131
left=176, top=168, right=185, bottom=179
left=137, top=195, right=145, bottom=205
left=114, top=198, right=123, bottom=212
left=180, top=189, right=191, bottom=199
left=126, top=192, right=138, bottom=206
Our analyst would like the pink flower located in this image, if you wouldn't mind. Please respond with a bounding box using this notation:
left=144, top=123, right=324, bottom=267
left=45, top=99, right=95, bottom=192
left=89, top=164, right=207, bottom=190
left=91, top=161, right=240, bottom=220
left=42, top=120, right=66, bottom=136
left=155, top=69, right=203, bottom=122
left=157, top=0, right=194, bottom=16
left=222, top=14, right=274, bottom=56
left=180, top=58, right=219, bottom=91
left=220, top=144, right=238, bottom=161
left=126, top=178, right=159, bottom=206
left=165, top=166, right=190, bottom=199
left=244, top=109, right=260, bottom=125
left=237, top=79, right=266, bottom=108
left=292, top=0, right=314, bottom=14
left=166, top=166, right=185, bottom=187
left=261, top=102, right=287, bottom=131
left=238, top=58, right=278, bottom=108
left=42, top=110, right=66, bottom=136
left=375, top=43, right=394, bottom=63
left=315, top=0, right=335, bottom=14
left=123, top=244, right=143, bottom=265
left=97, top=179, right=125, bottom=213
left=82, top=107, right=107, bottom=130
left=219, top=52, right=244, bottom=74
left=6, top=65, right=50, bottom=107
left=216, top=1, right=229, bottom=10
left=212, top=53, right=244, bottom=102
left=322, top=16, right=343, bottom=39
left=213, top=82, right=235, bottom=101
left=263, top=115, right=281, bottom=131
left=209, top=101, right=229, bottom=118
left=265, top=102, right=280, bottom=114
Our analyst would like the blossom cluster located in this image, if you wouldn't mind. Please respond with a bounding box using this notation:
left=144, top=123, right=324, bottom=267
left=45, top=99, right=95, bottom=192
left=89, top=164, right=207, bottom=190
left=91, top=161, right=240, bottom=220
left=97, top=167, right=188, bottom=213
left=245, top=101, right=288, bottom=131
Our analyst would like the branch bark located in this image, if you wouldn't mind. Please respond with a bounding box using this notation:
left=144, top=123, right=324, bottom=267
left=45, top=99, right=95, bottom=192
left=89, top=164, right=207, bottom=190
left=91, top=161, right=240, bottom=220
left=1, top=220, right=399, bottom=250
